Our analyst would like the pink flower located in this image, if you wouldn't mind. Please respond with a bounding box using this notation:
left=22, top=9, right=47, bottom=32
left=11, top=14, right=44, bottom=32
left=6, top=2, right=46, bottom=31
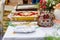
left=39, top=0, right=47, bottom=9
left=42, top=5, right=46, bottom=9
left=40, top=0, right=43, bottom=4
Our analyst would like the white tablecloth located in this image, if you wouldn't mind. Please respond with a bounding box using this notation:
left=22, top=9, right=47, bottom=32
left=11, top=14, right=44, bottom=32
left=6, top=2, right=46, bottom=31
left=2, top=22, right=60, bottom=40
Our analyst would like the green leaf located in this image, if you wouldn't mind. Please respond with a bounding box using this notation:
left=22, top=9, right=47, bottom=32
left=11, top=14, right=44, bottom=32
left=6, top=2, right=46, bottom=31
left=44, top=36, right=54, bottom=40
left=56, top=37, right=60, bottom=40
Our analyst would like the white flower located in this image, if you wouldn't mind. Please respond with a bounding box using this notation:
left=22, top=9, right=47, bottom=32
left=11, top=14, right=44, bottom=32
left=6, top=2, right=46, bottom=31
left=52, top=1, right=55, bottom=5
left=49, top=3, right=51, bottom=7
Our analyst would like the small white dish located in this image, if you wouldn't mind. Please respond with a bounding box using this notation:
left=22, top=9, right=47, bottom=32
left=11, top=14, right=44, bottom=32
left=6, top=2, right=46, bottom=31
left=14, top=25, right=36, bottom=33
